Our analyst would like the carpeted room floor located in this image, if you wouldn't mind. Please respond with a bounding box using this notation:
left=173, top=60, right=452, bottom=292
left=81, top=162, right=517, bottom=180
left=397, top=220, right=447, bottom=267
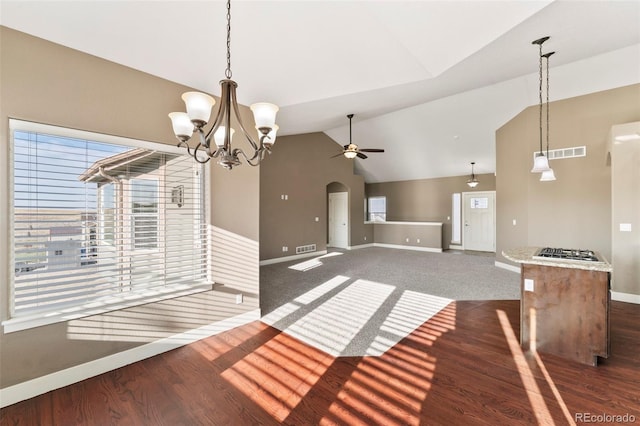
left=259, top=247, right=519, bottom=357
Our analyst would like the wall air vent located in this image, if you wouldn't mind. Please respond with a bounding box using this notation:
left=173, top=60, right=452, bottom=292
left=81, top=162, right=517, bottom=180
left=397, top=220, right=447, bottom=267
left=533, top=146, right=586, bottom=161
left=296, top=244, right=317, bottom=254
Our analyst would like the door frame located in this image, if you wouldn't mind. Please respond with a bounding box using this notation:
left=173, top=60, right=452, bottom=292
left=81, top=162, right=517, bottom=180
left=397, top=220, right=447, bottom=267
left=462, top=190, right=496, bottom=252
left=328, top=191, right=349, bottom=249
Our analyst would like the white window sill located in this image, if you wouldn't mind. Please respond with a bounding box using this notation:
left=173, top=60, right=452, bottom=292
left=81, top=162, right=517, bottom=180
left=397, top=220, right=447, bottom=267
left=2, top=282, right=214, bottom=334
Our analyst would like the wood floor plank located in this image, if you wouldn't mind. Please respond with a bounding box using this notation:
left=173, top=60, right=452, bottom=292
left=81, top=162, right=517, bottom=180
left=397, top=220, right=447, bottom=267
left=2, top=300, right=639, bottom=425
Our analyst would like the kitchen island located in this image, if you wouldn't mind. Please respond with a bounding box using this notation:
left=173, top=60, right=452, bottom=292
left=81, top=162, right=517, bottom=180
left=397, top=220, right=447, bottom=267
left=503, top=247, right=612, bottom=366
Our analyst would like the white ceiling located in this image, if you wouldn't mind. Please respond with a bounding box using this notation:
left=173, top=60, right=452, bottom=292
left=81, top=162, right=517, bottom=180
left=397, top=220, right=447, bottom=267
left=2, top=1, right=639, bottom=182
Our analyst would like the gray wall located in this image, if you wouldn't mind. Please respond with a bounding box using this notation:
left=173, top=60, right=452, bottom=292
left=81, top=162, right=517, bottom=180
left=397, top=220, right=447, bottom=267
left=495, top=84, right=640, bottom=286
left=0, top=27, right=260, bottom=388
left=366, top=174, right=496, bottom=249
left=260, top=132, right=371, bottom=260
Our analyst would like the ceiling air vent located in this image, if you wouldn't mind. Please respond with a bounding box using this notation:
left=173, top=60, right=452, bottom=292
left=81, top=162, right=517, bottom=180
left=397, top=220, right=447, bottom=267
left=533, top=146, right=586, bottom=161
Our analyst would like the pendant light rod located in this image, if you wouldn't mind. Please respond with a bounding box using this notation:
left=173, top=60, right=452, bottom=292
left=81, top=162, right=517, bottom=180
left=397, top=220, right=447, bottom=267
left=542, top=51, right=555, bottom=156
left=530, top=36, right=552, bottom=174
left=348, top=113, right=354, bottom=144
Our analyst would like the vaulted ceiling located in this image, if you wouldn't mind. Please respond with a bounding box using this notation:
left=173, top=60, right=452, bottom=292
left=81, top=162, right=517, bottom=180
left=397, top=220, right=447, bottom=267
left=2, top=1, right=639, bottom=182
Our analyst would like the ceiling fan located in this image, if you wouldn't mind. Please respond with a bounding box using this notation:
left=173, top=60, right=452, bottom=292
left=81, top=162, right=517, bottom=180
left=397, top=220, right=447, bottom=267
left=332, top=114, right=385, bottom=159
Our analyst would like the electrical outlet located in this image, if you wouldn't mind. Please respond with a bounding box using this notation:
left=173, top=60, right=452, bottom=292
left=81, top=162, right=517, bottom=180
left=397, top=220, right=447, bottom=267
left=364, top=236, right=367, bottom=241
left=524, top=279, right=534, bottom=292
left=315, top=217, right=319, bottom=222
left=417, top=238, right=420, bottom=243
left=406, top=238, right=410, bottom=242
left=235, top=294, right=243, bottom=304
left=513, top=219, right=517, bottom=226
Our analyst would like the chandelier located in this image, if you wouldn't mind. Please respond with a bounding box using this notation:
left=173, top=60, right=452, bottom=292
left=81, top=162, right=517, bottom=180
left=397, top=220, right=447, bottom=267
left=168, top=0, right=279, bottom=169
left=467, top=162, right=479, bottom=188
left=530, top=36, right=555, bottom=179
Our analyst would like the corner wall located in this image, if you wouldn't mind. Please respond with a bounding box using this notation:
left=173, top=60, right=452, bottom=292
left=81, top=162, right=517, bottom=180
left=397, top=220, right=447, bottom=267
left=366, top=173, right=496, bottom=249
left=259, top=132, right=371, bottom=261
left=495, top=84, right=640, bottom=275
left=0, top=27, right=260, bottom=390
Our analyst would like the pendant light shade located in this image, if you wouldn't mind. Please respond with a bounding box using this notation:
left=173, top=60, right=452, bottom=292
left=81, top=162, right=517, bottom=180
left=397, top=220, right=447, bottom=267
left=531, top=153, right=550, bottom=173
left=540, top=168, right=556, bottom=181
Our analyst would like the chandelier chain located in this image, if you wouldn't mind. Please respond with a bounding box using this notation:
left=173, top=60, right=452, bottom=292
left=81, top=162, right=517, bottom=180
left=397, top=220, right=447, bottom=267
left=225, top=0, right=232, bottom=79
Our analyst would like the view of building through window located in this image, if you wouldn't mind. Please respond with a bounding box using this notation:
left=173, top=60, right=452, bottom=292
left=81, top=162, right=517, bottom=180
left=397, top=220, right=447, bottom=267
left=11, top=121, right=207, bottom=317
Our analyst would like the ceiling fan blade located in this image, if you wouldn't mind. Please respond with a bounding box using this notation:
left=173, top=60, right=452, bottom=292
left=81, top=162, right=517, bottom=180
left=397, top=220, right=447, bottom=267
left=359, top=148, right=385, bottom=153
left=331, top=152, right=345, bottom=158
left=356, top=152, right=368, bottom=159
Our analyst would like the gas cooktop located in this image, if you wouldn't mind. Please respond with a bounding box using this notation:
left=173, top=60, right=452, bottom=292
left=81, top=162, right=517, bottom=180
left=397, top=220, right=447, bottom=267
left=533, top=247, right=601, bottom=262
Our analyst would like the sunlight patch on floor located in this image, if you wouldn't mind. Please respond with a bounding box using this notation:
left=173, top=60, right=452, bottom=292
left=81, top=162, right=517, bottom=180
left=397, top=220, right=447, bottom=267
left=366, top=291, right=452, bottom=356
left=288, top=252, right=343, bottom=272
left=283, top=279, right=395, bottom=356
left=497, top=309, right=554, bottom=425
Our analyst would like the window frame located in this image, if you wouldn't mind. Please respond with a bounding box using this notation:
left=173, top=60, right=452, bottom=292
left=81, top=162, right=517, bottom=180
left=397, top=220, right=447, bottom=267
left=367, top=196, right=387, bottom=222
left=4, top=119, right=212, bottom=333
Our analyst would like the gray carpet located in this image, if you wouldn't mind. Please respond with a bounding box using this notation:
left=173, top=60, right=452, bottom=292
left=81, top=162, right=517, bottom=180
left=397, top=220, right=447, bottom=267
left=259, top=247, right=520, bottom=357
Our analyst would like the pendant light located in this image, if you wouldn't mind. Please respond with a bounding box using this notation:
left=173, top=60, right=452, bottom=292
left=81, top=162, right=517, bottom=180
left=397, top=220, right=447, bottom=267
left=540, top=50, right=556, bottom=182
left=168, top=0, right=278, bottom=169
left=467, top=162, right=479, bottom=188
left=531, top=37, right=551, bottom=173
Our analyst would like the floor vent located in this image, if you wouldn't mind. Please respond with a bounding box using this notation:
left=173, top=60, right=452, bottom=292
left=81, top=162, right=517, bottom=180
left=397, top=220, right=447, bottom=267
left=296, top=244, right=317, bottom=255
left=533, top=146, right=586, bottom=161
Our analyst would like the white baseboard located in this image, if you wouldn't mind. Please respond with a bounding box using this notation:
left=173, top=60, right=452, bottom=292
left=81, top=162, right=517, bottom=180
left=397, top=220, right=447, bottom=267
left=260, top=250, right=328, bottom=266
left=448, top=244, right=464, bottom=251
left=611, top=291, right=640, bottom=304
left=495, top=261, right=521, bottom=273
left=372, top=243, right=442, bottom=253
left=348, top=243, right=375, bottom=250
left=0, top=308, right=260, bottom=408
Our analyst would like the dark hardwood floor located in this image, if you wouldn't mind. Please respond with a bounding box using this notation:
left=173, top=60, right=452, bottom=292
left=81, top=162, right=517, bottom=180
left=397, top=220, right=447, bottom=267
left=2, top=300, right=639, bottom=425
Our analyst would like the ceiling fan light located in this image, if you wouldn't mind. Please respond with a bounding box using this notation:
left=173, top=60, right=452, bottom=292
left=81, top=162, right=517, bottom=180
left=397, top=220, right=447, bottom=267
left=540, top=168, right=556, bottom=181
left=344, top=151, right=357, bottom=159
left=531, top=153, right=550, bottom=173
left=182, top=91, right=215, bottom=126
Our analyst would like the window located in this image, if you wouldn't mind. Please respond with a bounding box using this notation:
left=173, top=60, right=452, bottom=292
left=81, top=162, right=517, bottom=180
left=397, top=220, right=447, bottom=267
left=131, top=179, right=159, bottom=249
left=470, top=197, right=489, bottom=209
left=7, top=119, right=209, bottom=331
left=368, top=196, right=387, bottom=222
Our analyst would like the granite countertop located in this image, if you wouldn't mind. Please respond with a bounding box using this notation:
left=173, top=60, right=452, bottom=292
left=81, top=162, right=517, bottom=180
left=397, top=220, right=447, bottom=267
left=502, top=247, right=612, bottom=272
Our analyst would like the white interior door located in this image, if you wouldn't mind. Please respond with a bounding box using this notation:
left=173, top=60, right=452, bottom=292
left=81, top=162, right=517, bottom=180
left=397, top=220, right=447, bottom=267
left=328, top=192, right=349, bottom=248
left=463, top=191, right=496, bottom=252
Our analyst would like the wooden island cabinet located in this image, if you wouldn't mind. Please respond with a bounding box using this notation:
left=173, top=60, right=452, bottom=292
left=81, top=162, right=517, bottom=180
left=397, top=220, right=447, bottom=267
left=503, top=247, right=612, bottom=366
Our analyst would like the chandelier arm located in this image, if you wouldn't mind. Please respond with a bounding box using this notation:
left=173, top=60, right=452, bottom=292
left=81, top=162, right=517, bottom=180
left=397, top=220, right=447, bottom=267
left=229, top=85, right=261, bottom=151
left=204, top=81, right=232, bottom=142
left=177, top=140, right=195, bottom=156
left=192, top=143, right=212, bottom=164
left=233, top=147, right=260, bottom=167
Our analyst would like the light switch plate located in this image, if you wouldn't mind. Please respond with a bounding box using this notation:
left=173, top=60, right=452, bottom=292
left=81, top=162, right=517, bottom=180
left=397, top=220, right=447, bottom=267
left=620, top=223, right=632, bottom=232
left=524, top=278, right=534, bottom=292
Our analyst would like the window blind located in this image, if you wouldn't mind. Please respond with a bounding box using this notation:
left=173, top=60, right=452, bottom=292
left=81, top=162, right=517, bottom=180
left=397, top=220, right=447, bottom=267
left=11, top=122, right=208, bottom=318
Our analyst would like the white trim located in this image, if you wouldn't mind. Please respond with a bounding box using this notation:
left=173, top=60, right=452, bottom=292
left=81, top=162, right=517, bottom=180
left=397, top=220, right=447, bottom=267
left=611, top=291, right=640, bottom=304
left=495, top=261, right=521, bottom=273
left=9, top=118, right=184, bottom=154
left=260, top=250, right=328, bottom=266
left=448, top=244, right=464, bottom=251
left=373, top=243, right=442, bottom=253
left=2, top=283, right=213, bottom=334
left=368, top=221, right=443, bottom=226
left=348, top=243, right=375, bottom=250
left=0, top=308, right=260, bottom=408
